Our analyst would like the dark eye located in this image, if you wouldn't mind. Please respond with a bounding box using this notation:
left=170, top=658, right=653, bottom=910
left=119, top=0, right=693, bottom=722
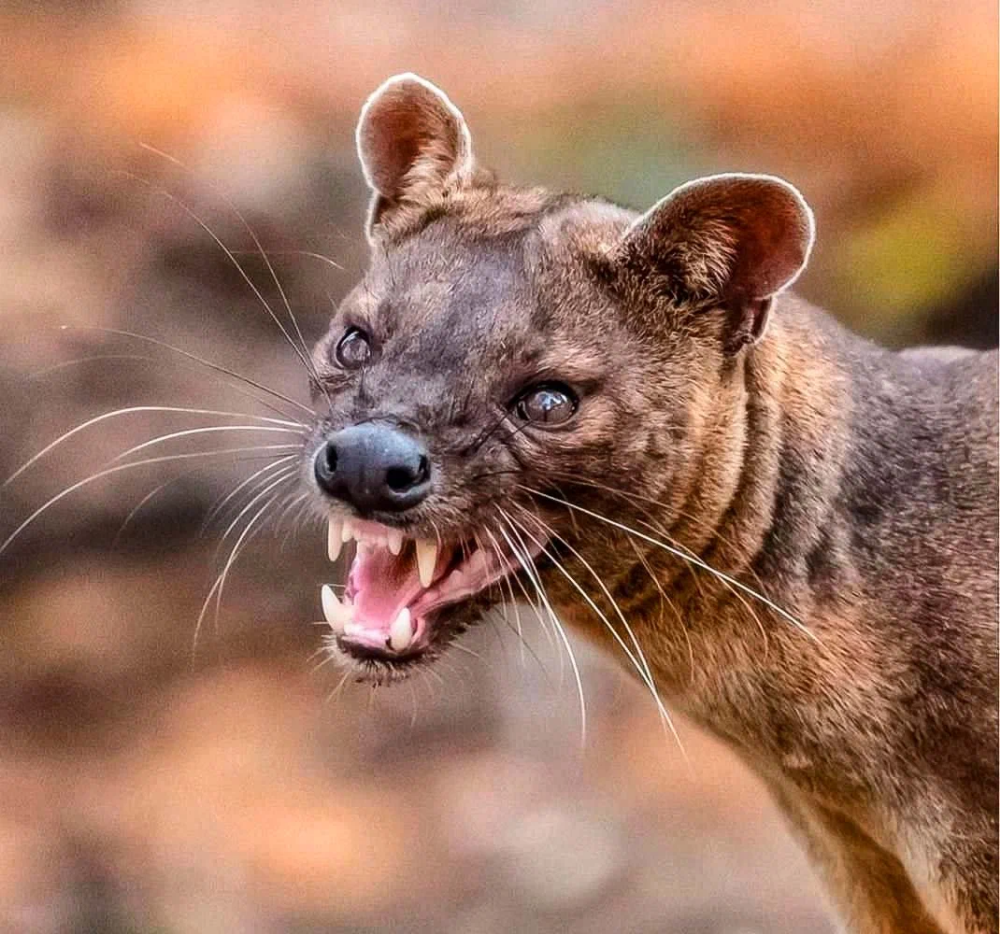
left=334, top=327, right=372, bottom=369
left=514, top=383, right=578, bottom=426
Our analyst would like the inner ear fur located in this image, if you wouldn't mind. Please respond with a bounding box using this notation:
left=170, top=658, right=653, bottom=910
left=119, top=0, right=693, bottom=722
left=615, top=173, right=816, bottom=352
left=356, top=73, right=475, bottom=237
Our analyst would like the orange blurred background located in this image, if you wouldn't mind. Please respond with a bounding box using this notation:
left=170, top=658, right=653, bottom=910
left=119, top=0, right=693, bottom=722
left=0, top=2, right=996, bottom=932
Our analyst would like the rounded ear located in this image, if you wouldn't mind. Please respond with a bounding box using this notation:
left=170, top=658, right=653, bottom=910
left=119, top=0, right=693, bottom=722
left=614, top=173, right=815, bottom=351
left=356, top=73, right=475, bottom=236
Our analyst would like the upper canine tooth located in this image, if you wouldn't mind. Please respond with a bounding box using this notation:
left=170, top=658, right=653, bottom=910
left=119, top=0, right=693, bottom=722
left=387, top=529, right=404, bottom=556
left=328, top=518, right=344, bottom=562
left=341, top=518, right=354, bottom=543
left=321, top=584, right=352, bottom=634
left=415, top=538, right=438, bottom=588
left=389, top=607, right=412, bottom=652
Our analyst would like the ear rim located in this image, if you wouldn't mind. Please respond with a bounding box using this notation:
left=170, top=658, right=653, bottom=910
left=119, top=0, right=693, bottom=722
left=355, top=72, right=475, bottom=210
left=619, top=171, right=817, bottom=301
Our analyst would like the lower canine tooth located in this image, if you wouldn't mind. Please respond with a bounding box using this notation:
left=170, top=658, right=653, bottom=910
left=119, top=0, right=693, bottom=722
left=321, top=584, right=352, bottom=634
left=415, top=538, right=438, bottom=588
left=389, top=607, right=412, bottom=652
left=327, top=519, right=344, bottom=562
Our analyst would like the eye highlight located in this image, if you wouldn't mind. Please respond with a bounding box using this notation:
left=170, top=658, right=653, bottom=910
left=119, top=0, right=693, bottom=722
left=334, top=327, right=373, bottom=369
left=514, top=382, right=578, bottom=427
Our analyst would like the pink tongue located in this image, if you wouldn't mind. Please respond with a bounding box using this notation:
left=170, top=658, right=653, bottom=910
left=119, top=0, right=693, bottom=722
left=348, top=548, right=425, bottom=630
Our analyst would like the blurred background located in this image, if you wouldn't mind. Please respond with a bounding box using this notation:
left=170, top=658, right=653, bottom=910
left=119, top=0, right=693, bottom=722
left=0, top=2, right=996, bottom=932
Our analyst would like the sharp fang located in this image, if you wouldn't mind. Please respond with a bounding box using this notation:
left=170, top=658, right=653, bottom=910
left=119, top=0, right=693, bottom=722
left=415, top=538, right=438, bottom=588
left=387, top=529, right=404, bottom=556
left=341, top=519, right=354, bottom=543
left=321, top=584, right=352, bottom=634
left=328, top=519, right=344, bottom=562
left=389, top=607, right=412, bottom=652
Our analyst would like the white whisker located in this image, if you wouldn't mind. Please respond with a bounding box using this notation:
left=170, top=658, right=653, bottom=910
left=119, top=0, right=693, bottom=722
left=112, top=470, right=198, bottom=548
left=112, top=424, right=305, bottom=463
left=28, top=354, right=153, bottom=380
left=215, top=466, right=300, bottom=555
left=195, top=478, right=290, bottom=650
left=3, top=404, right=304, bottom=491
left=449, top=640, right=485, bottom=663
left=523, top=487, right=817, bottom=643
left=325, top=669, right=354, bottom=706
left=0, top=448, right=293, bottom=558
left=510, top=504, right=688, bottom=763
left=482, top=524, right=529, bottom=668
left=496, top=511, right=587, bottom=747
left=485, top=520, right=557, bottom=659
left=201, top=456, right=299, bottom=532
left=626, top=536, right=697, bottom=682
left=232, top=249, right=344, bottom=272
left=634, top=514, right=772, bottom=662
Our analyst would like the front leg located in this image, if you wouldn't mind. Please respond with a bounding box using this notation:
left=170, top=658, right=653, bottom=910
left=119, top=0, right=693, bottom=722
left=765, top=779, right=947, bottom=934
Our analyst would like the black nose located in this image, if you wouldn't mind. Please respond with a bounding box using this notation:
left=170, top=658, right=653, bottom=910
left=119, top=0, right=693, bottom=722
left=314, top=424, right=432, bottom=513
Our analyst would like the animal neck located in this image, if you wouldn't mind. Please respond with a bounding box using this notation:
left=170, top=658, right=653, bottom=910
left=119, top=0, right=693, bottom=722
left=556, top=297, right=855, bottom=695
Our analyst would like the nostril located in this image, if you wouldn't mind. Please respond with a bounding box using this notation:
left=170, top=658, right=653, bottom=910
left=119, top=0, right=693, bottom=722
left=385, top=466, right=411, bottom=492
left=385, top=456, right=430, bottom=493
left=314, top=440, right=339, bottom=494
left=413, top=454, right=431, bottom=486
left=323, top=443, right=338, bottom=475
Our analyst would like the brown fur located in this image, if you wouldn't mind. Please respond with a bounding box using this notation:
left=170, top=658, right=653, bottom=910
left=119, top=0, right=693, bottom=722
left=305, top=75, right=999, bottom=933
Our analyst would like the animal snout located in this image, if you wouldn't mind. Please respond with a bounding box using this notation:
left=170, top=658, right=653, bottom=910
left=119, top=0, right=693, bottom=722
left=314, top=424, right=432, bottom=513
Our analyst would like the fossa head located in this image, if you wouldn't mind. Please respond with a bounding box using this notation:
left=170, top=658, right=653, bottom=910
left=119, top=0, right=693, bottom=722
left=304, top=73, right=814, bottom=680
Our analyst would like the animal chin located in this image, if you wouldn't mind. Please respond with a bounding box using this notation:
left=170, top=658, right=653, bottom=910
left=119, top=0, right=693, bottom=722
left=320, top=515, right=541, bottom=679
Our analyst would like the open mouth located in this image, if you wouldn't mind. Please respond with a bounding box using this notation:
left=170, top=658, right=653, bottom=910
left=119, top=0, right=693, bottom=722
left=320, top=516, right=541, bottom=670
